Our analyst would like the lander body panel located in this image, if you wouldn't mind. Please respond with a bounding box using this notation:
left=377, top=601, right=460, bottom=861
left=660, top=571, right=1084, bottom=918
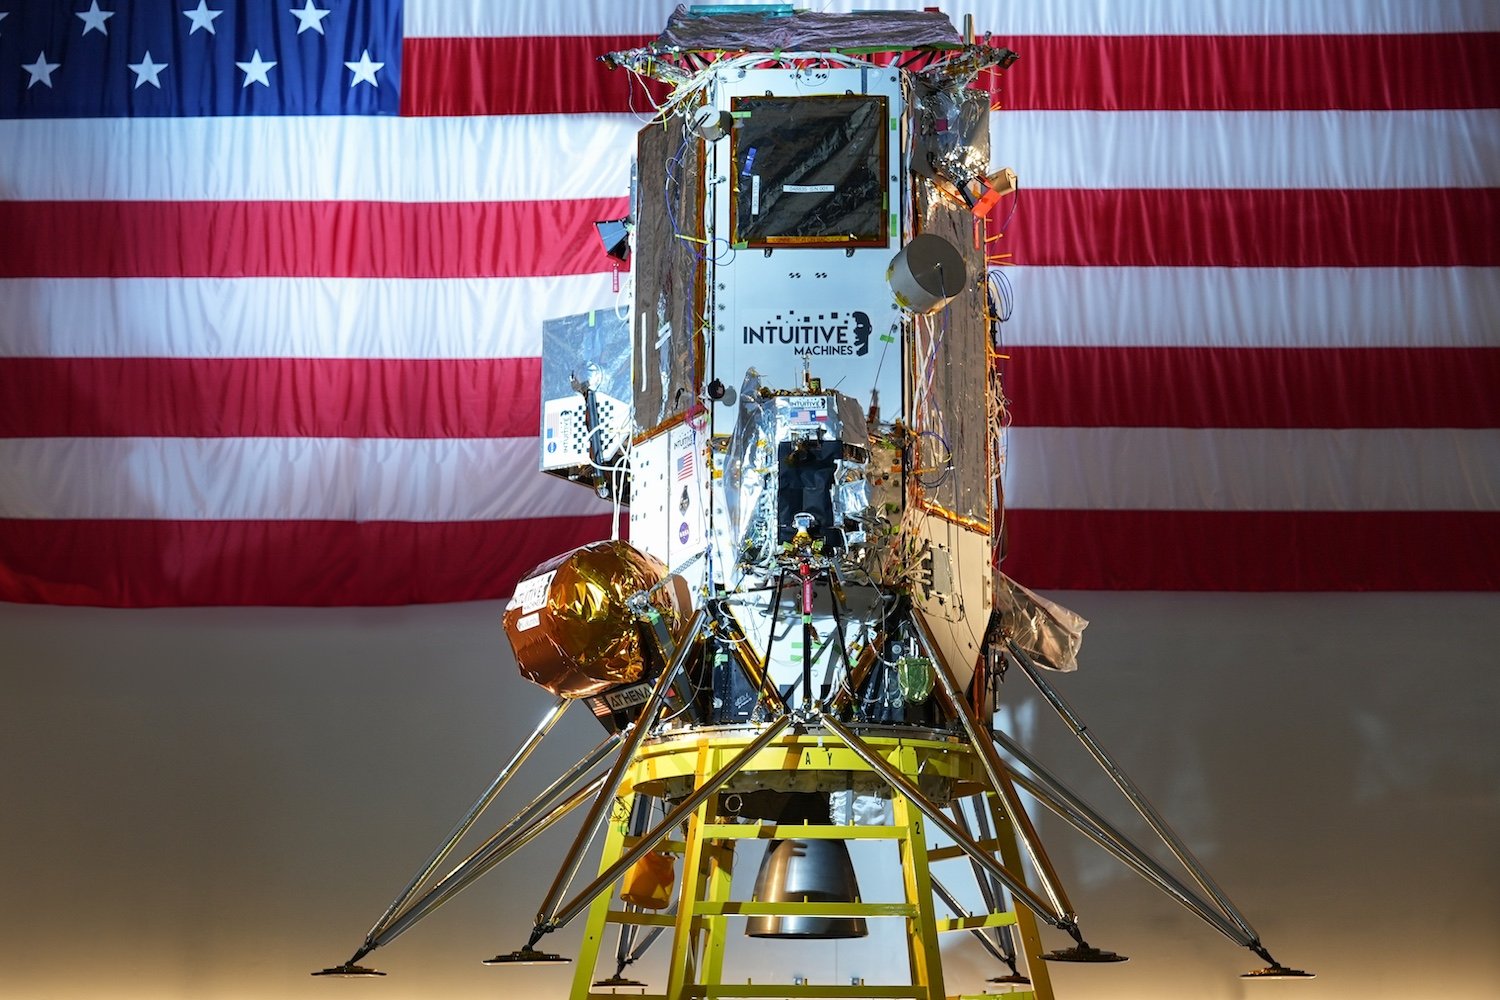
left=628, top=421, right=712, bottom=598
left=705, top=69, right=907, bottom=414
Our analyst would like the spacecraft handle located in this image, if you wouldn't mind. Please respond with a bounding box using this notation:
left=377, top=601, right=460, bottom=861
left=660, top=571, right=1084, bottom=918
left=1007, top=640, right=1264, bottom=946
left=799, top=561, right=816, bottom=708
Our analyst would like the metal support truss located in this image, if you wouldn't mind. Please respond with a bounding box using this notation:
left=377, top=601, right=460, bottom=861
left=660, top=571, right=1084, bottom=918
left=1004, top=639, right=1312, bottom=977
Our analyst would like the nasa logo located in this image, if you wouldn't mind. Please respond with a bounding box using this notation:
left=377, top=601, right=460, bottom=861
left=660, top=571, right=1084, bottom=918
left=678, top=522, right=691, bottom=543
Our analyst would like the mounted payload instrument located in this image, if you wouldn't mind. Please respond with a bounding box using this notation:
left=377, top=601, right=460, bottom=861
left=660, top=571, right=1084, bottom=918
left=316, top=7, right=1309, bottom=996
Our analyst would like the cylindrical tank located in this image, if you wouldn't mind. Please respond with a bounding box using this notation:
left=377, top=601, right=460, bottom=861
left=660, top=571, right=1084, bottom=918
left=502, top=540, right=685, bottom=699
left=887, top=233, right=967, bottom=313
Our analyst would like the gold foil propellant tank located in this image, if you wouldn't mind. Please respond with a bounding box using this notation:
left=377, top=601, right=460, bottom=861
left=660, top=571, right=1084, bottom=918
left=502, top=539, right=684, bottom=699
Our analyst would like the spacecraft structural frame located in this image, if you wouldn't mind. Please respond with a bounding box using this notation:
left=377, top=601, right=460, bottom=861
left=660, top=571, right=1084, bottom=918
left=314, top=7, right=1311, bottom=995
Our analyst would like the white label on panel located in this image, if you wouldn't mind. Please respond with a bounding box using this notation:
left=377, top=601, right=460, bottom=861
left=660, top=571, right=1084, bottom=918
left=604, top=683, right=651, bottom=712
left=509, top=570, right=554, bottom=611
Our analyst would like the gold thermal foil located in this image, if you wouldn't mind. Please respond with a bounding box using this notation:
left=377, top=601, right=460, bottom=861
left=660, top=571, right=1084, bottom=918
left=503, top=540, right=682, bottom=699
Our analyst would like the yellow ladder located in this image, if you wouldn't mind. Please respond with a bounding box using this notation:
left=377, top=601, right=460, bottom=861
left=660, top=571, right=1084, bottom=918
left=568, top=731, right=1055, bottom=1000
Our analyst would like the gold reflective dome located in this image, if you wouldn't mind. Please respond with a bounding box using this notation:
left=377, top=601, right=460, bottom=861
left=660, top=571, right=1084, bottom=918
left=502, top=540, right=684, bottom=699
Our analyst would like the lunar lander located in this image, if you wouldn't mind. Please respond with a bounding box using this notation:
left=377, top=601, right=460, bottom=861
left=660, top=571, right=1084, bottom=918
left=316, top=7, right=1309, bottom=997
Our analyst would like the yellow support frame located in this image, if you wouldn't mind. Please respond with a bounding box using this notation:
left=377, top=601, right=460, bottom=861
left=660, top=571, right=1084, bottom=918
left=568, top=728, right=1055, bottom=1000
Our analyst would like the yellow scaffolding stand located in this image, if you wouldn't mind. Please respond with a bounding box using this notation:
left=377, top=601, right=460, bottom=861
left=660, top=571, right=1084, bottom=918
left=569, top=727, right=1053, bottom=1000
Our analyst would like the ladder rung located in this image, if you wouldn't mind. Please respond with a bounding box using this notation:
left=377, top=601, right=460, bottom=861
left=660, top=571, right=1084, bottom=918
left=926, top=839, right=1003, bottom=861
left=697, top=901, right=915, bottom=917
left=623, top=836, right=688, bottom=853
left=700, top=823, right=909, bottom=840
left=934, top=911, right=1018, bottom=933
left=686, top=985, right=928, bottom=998
left=604, top=908, right=677, bottom=926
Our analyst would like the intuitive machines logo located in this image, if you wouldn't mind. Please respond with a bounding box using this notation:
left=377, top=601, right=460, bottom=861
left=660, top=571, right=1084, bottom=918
left=742, top=310, right=872, bottom=357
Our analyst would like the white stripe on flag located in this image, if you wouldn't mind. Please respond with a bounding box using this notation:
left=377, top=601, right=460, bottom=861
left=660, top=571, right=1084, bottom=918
left=0, top=114, right=638, bottom=203
left=0, top=274, right=625, bottom=359
left=406, top=0, right=677, bottom=37
left=20, top=107, right=1491, bottom=204
left=0, top=437, right=616, bottom=521
left=1003, top=427, right=1500, bottom=511
left=1001, top=267, right=1500, bottom=349
left=998, top=110, right=1500, bottom=190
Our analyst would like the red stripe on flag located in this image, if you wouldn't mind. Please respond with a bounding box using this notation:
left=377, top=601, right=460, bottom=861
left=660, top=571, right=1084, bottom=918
left=398, top=33, right=1500, bottom=116
left=402, top=35, right=668, bottom=117
left=987, top=33, right=1500, bottom=111
left=0, top=516, right=621, bottom=606
left=4, top=510, right=1482, bottom=604
left=0, top=357, right=543, bottom=439
left=1006, top=189, right=1500, bottom=268
left=0, top=198, right=631, bottom=278
left=5, top=189, right=1491, bottom=278
left=1001, top=347, right=1500, bottom=428
left=8, top=348, right=1494, bottom=439
left=1002, top=509, right=1500, bottom=590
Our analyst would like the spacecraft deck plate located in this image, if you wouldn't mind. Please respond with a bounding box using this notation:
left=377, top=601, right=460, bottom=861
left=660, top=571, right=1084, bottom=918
left=628, top=724, right=987, bottom=804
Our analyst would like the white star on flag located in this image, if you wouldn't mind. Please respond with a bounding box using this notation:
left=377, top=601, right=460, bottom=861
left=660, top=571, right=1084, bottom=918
left=76, top=1, right=115, bottom=36
left=236, top=50, right=277, bottom=88
left=23, top=52, right=61, bottom=89
left=0, top=12, right=11, bottom=37
left=290, top=1, right=332, bottom=35
left=182, top=1, right=224, bottom=36
left=128, top=51, right=168, bottom=89
left=345, top=50, right=385, bottom=88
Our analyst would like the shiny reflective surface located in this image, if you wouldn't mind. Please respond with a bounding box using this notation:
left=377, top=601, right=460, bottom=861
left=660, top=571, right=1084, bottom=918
left=746, top=838, right=868, bottom=939
left=502, top=539, right=683, bottom=699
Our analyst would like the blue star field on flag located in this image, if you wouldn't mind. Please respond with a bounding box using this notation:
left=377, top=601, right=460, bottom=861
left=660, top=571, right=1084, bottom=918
left=0, top=1, right=402, bottom=118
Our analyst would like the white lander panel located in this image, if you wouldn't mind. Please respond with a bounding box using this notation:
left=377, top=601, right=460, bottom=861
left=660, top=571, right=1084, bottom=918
left=704, top=68, right=906, bottom=430
left=540, top=392, right=629, bottom=471
left=628, top=419, right=711, bottom=596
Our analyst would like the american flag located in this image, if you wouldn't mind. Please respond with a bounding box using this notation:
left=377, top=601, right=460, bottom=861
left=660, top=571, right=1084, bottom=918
left=0, top=0, right=1495, bottom=606
left=786, top=407, right=829, bottom=426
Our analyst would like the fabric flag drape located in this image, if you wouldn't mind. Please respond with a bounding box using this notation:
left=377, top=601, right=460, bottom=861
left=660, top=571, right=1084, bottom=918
left=0, top=0, right=1496, bottom=605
